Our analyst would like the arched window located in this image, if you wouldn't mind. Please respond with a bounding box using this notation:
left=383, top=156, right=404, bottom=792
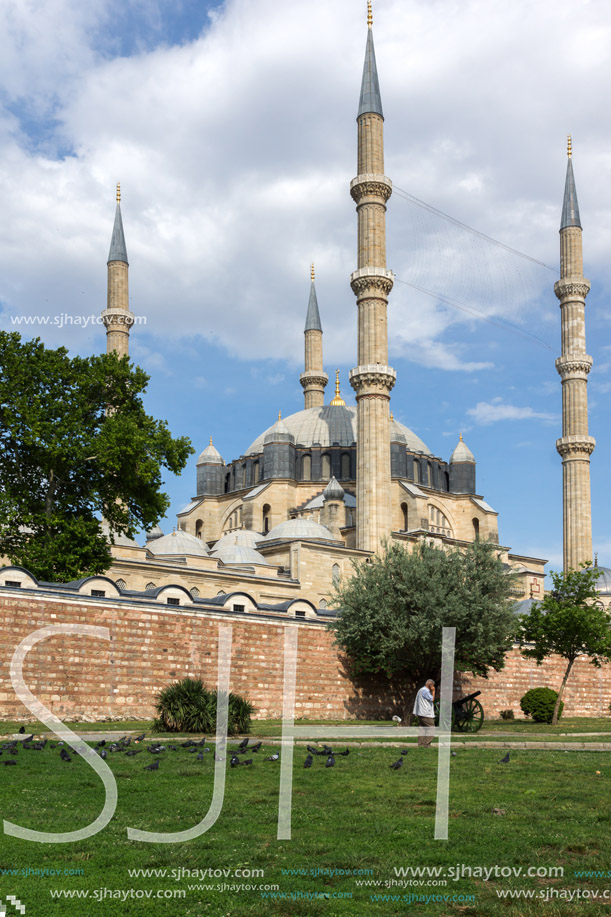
left=190, top=586, right=200, bottom=598
left=195, top=519, right=203, bottom=539
left=332, top=563, right=340, bottom=586
left=145, top=582, right=156, bottom=591
left=445, top=471, right=450, bottom=492
left=413, top=459, right=420, bottom=483
left=116, top=579, right=127, bottom=590
left=427, top=462, right=432, bottom=486
left=217, top=590, right=226, bottom=596
left=401, top=502, right=408, bottom=531
left=321, top=454, right=331, bottom=480
left=241, top=464, right=247, bottom=488
left=341, top=453, right=351, bottom=479
left=473, top=518, right=480, bottom=541
left=318, top=598, right=327, bottom=610
left=262, top=503, right=271, bottom=534
left=224, top=473, right=231, bottom=494
left=301, top=454, right=312, bottom=481
left=253, top=460, right=260, bottom=484
left=428, top=505, right=452, bottom=537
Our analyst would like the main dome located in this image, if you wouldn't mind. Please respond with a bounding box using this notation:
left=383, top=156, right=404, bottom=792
left=245, top=405, right=432, bottom=456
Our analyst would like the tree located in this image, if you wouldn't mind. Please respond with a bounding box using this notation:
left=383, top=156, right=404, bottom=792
left=518, top=565, right=610, bottom=726
left=0, top=332, right=193, bottom=581
left=329, top=539, right=518, bottom=717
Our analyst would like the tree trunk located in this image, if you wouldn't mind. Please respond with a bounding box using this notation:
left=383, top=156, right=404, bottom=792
left=552, top=658, right=574, bottom=726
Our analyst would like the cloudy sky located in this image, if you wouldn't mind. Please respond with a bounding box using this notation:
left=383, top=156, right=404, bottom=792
left=1, top=0, right=610, bottom=571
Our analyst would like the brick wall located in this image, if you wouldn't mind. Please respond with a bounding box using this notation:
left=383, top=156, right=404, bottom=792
left=0, top=593, right=609, bottom=723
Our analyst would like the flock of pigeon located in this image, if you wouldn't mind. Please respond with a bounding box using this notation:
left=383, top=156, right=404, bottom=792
left=2, top=726, right=511, bottom=770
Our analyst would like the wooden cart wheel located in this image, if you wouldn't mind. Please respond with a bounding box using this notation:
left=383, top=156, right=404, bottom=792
left=433, top=700, right=456, bottom=730
left=454, top=697, right=484, bottom=733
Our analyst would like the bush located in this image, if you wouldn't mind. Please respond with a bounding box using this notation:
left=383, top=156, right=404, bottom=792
left=499, top=709, right=515, bottom=720
left=154, top=678, right=254, bottom=735
left=520, top=687, right=563, bottom=724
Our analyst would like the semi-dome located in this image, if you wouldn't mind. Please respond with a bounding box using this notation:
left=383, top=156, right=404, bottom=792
left=246, top=405, right=431, bottom=456
left=147, top=529, right=209, bottom=557
left=211, top=529, right=262, bottom=554
left=263, top=518, right=337, bottom=543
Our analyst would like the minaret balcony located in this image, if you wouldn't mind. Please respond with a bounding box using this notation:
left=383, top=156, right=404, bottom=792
left=101, top=308, right=135, bottom=328
left=554, top=277, right=591, bottom=301
left=350, top=266, right=394, bottom=298
left=350, top=173, right=392, bottom=203
left=555, top=354, right=593, bottom=380
left=556, top=434, right=596, bottom=458
left=349, top=364, right=396, bottom=396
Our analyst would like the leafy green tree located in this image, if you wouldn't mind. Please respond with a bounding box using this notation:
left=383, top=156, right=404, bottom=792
left=0, top=332, right=193, bottom=581
left=329, top=540, right=518, bottom=717
left=518, top=565, right=609, bottom=725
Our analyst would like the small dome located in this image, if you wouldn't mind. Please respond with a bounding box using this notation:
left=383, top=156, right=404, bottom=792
left=263, top=518, right=337, bottom=542
left=264, top=414, right=295, bottom=445
left=197, top=437, right=224, bottom=465
left=211, top=529, right=262, bottom=554
left=214, top=541, right=271, bottom=566
left=145, top=524, right=164, bottom=543
left=323, top=476, right=345, bottom=501
left=147, top=529, right=209, bottom=557
left=588, top=565, right=611, bottom=594
left=450, top=435, right=475, bottom=464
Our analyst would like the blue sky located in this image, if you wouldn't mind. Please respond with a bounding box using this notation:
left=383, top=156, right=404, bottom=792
left=1, top=0, right=610, bottom=572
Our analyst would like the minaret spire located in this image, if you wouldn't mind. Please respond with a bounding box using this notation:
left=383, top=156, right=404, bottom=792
left=300, top=263, right=328, bottom=409
left=102, top=184, right=134, bottom=357
left=554, top=139, right=595, bottom=570
left=349, top=7, right=396, bottom=551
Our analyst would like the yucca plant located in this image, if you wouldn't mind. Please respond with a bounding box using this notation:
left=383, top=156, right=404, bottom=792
left=154, top=677, right=255, bottom=734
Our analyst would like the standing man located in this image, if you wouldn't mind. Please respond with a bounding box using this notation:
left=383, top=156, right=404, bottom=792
left=413, top=679, right=436, bottom=747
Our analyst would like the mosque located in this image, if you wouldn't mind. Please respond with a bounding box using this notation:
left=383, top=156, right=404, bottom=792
left=0, top=5, right=608, bottom=722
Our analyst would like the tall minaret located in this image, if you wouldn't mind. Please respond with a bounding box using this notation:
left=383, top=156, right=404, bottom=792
left=555, top=137, right=595, bottom=570
left=102, top=183, right=134, bottom=357
left=299, top=264, right=328, bottom=409
left=349, top=2, right=396, bottom=551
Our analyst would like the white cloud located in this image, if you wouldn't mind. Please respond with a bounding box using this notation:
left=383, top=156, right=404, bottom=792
left=467, top=397, right=557, bottom=425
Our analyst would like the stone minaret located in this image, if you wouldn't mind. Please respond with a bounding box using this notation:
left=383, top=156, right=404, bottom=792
left=555, top=137, right=595, bottom=570
left=300, top=264, right=328, bottom=409
left=102, top=183, right=134, bottom=357
left=349, top=2, right=396, bottom=552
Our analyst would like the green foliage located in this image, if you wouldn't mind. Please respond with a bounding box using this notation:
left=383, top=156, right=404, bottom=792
left=518, top=565, right=610, bottom=725
left=499, top=709, right=515, bottom=720
left=520, top=687, right=564, bottom=723
left=154, top=677, right=254, bottom=735
left=329, top=540, right=518, bottom=709
left=0, top=331, right=193, bottom=581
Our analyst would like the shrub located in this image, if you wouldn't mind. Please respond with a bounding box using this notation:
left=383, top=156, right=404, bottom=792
left=499, top=709, right=515, bottom=720
left=520, top=687, right=563, bottom=724
left=154, top=678, right=254, bottom=735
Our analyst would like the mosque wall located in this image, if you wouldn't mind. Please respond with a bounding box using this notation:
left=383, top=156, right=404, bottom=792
left=0, top=590, right=609, bottom=725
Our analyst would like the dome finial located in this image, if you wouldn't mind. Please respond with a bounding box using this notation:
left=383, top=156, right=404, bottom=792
left=459, top=432, right=463, bottom=441
left=567, top=134, right=572, bottom=159
left=367, top=0, right=373, bottom=29
left=278, top=409, right=282, bottom=421
left=311, top=262, right=315, bottom=282
left=116, top=182, right=121, bottom=203
left=330, top=369, right=346, bottom=406
left=209, top=435, right=213, bottom=446
left=594, top=552, right=598, bottom=568
left=390, top=411, right=394, bottom=421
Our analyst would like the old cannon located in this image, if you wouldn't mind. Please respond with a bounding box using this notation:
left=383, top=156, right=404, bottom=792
left=434, top=690, right=484, bottom=733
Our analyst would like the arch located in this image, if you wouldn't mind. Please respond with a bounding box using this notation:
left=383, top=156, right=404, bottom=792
left=224, top=472, right=231, bottom=494
left=332, top=563, right=341, bottom=586
left=428, top=504, right=452, bottom=537
left=240, top=463, right=247, bottom=488
left=190, top=586, right=200, bottom=598
left=426, top=461, right=432, bottom=486
left=472, top=518, right=480, bottom=541
left=115, top=578, right=127, bottom=591
left=301, top=454, right=312, bottom=481
left=253, top=460, right=260, bottom=484
left=340, top=452, right=351, bottom=480
left=262, top=503, right=271, bottom=534
left=195, top=519, right=203, bottom=539
left=145, top=582, right=157, bottom=591
left=321, top=453, right=331, bottom=480
left=413, top=459, right=420, bottom=483
left=401, top=502, right=408, bottom=532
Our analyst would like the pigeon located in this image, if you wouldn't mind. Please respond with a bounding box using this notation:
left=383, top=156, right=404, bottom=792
left=451, top=752, right=457, bottom=757
left=307, top=745, right=323, bottom=756
left=325, top=755, right=335, bottom=768
left=338, top=748, right=350, bottom=757
left=214, top=753, right=225, bottom=762
left=250, top=742, right=262, bottom=753
left=230, top=756, right=241, bottom=768
left=195, top=737, right=207, bottom=747
left=390, top=758, right=403, bottom=770
left=238, top=737, right=249, bottom=750
left=96, top=740, right=107, bottom=748
left=134, top=734, right=146, bottom=743
left=304, top=755, right=313, bottom=768
left=3, top=760, right=17, bottom=766
left=125, top=749, right=142, bottom=757
left=400, top=749, right=409, bottom=756
left=202, top=747, right=210, bottom=753
left=120, top=736, right=131, bottom=747
left=50, top=743, right=57, bottom=749
left=196, top=751, right=204, bottom=761
left=188, top=747, right=199, bottom=754
left=18, top=726, right=25, bottom=734
left=242, top=759, right=253, bottom=766
left=99, top=749, right=108, bottom=759
left=144, top=759, right=160, bottom=771
left=265, top=754, right=279, bottom=762
left=181, top=740, right=196, bottom=748
left=8, top=748, right=18, bottom=756
left=499, top=752, right=510, bottom=764
left=60, top=749, right=72, bottom=762
left=21, top=734, right=34, bottom=743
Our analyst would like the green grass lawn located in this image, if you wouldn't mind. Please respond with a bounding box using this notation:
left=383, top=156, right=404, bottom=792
left=0, top=732, right=610, bottom=916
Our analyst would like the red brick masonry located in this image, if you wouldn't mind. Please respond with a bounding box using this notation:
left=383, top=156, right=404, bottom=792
left=0, top=594, right=609, bottom=722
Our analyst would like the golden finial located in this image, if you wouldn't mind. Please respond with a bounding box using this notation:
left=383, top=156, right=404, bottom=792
left=311, top=263, right=315, bottom=282
left=209, top=436, right=213, bottom=446
left=459, top=432, right=463, bottom=441
left=278, top=410, right=282, bottom=421
left=567, top=135, right=572, bottom=159
left=116, top=182, right=121, bottom=203
left=330, top=369, right=346, bottom=406
left=367, top=0, right=373, bottom=28
left=594, top=552, right=598, bottom=568
left=390, top=411, right=394, bottom=421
